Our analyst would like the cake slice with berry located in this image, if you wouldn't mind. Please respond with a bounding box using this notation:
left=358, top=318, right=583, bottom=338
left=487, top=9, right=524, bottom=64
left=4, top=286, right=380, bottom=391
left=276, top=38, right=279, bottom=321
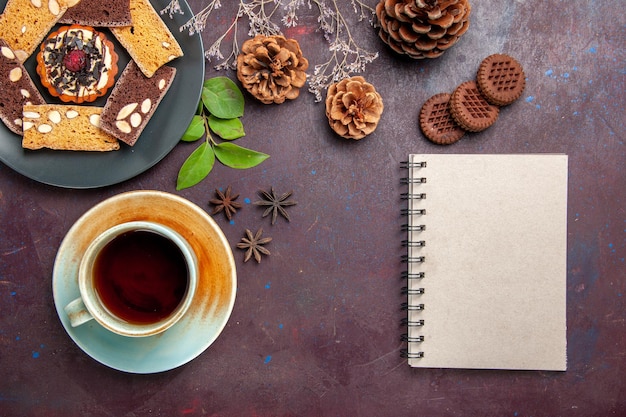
left=0, top=40, right=46, bottom=135
left=36, top=24, right=119, bottom=104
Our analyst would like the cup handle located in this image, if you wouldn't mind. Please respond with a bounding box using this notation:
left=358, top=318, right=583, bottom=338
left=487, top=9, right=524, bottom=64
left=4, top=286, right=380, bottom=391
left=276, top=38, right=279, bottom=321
left=64, top=297, right=94, bottom=327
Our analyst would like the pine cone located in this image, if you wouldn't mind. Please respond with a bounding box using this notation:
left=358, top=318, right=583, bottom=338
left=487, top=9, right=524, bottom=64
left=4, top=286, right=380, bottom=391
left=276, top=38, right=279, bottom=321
left=236, top=35, right=309, bottom=104
left=376, top=0, right=471, bottom=59
left=325, top=76, right=384, bottom=140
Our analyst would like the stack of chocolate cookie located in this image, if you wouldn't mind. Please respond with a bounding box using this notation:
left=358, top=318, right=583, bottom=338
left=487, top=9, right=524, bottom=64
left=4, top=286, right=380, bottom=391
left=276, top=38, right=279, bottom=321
left=419, top=53, right=526, bottom=145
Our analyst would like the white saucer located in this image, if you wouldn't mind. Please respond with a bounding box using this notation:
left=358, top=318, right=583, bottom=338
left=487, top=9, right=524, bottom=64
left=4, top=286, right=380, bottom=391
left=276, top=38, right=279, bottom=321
left=52, top=191, right=237, bottom=373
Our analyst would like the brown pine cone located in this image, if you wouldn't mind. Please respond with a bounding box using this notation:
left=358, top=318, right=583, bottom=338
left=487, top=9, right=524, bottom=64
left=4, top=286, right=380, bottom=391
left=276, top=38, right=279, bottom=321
left=236, top=35, right=309, bottom=104
left=325, top=76, right=384, bottom=140
left=376, top=0, right=471, bottom=59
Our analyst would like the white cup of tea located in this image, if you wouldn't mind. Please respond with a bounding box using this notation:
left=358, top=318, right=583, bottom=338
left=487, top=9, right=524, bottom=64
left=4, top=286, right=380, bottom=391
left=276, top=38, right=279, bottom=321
left=64, top=221, right=198, bottom=337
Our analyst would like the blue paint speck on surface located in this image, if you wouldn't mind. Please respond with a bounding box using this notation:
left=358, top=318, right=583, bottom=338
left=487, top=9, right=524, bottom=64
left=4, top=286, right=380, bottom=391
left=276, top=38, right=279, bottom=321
left=311, top=169, right=316, bottom=175
left=10, top=291, right=16, bottom=296
left=244, top=197, right=251, bottom=204
left=589, top=46, right=597, bottom=53
left=545, top=69, right=553, bottom=76
left=278, top=323, right=284, bottom=329
left=0, top=394, right=18, bottom=402
left=229, top=220, right=235, bottom=225
left=32, top=351, right=39, bottom=359
left=526, top=96, right=534, bottom=103
left=264, top=355, right=272, bottom=364
left=265, top=282, right=271, bottom=289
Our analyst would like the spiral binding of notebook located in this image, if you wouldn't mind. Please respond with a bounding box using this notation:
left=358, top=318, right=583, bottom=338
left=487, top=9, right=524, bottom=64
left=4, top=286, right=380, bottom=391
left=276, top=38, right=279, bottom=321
left=400, top=160, right=426, bottom=360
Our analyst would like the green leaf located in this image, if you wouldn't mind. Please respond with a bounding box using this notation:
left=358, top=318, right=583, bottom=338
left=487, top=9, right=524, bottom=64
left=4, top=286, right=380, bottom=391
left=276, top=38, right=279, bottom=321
left=214, top=142, right=269, bottom=169
left=176, top=142, right=215, bottom=190
left=208, top=115, right=245, bottom=140
left=202, top=77, right=244, bottom=119
left=181, top=115, right=205, bottom=142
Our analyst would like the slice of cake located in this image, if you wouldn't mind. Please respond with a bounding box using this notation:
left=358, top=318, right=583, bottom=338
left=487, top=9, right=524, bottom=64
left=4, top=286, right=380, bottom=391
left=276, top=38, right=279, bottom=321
left=0, top=0, right=76, bottom=62
left=0, top=40, right=46, bottom=135
left=59, top=0, right=132, bottom=27
left=100, top=60, right=176, bottom=146
left=22, top=103, right=119, bottom=151
left=110, top=0, right=183, bottom=78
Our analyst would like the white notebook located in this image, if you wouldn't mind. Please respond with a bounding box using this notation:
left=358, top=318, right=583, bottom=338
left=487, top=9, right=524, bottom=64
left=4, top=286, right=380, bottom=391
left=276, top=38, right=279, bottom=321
left=402, top=154, right=568, bottom=371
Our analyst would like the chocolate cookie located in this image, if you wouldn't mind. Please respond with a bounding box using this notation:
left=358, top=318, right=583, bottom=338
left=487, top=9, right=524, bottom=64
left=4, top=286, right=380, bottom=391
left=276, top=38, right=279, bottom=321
left=450, top=81, right=499, bottom=132
left=419, top=93, right=465, bottom=145
left=477, top=54, right=526, bottom=106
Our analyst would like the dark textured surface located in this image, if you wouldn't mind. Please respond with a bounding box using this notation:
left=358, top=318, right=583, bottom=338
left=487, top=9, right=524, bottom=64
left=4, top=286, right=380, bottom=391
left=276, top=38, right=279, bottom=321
left=1, top=1, right=624, bottom=416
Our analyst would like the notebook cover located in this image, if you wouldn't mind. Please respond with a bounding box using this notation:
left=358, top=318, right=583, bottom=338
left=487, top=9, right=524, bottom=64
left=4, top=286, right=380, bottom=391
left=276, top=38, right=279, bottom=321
left=404, top=154, right=568, bottom=370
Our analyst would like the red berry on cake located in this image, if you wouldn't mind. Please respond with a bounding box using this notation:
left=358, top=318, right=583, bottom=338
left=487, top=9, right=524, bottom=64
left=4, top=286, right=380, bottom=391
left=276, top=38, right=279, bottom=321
left=63, top=49, right=88, bottom=72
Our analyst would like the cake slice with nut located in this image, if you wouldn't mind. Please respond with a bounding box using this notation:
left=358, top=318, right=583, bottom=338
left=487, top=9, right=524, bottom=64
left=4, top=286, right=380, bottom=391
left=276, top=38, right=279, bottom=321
left=59, top=0, right=132, bottom=27
left=100, top=60, right=176, bottom=146
left=110, top=0, right=183, bottom=78
left=0, top=0, right=80, bottom=62
left=0, top=39, right=45, bottom=135
left=22, top=104, right=119, bottom=151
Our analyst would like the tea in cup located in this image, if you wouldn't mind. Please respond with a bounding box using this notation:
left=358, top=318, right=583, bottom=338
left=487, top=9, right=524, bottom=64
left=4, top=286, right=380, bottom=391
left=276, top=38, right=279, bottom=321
left=64, top=221, right=198, bottom=337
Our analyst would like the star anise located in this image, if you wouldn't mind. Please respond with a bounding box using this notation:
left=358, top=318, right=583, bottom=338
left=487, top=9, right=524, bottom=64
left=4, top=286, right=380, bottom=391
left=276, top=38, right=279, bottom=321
left=237, top=228, right=272, bottom=263
left=209, top=185, right=242, bottom=221
left=253, top=187, right=297, bottom=224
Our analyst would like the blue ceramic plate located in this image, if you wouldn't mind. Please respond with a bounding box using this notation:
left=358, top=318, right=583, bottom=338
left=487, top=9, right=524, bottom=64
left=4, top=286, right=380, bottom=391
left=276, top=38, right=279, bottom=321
left=0, top=0, right=204, bottom=188
left=53, top=191, right=237, bottom=373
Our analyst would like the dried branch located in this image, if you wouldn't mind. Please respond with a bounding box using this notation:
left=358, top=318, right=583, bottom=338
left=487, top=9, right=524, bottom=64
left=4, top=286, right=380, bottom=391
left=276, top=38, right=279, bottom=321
left=163, top=0, right=378, bottom=101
